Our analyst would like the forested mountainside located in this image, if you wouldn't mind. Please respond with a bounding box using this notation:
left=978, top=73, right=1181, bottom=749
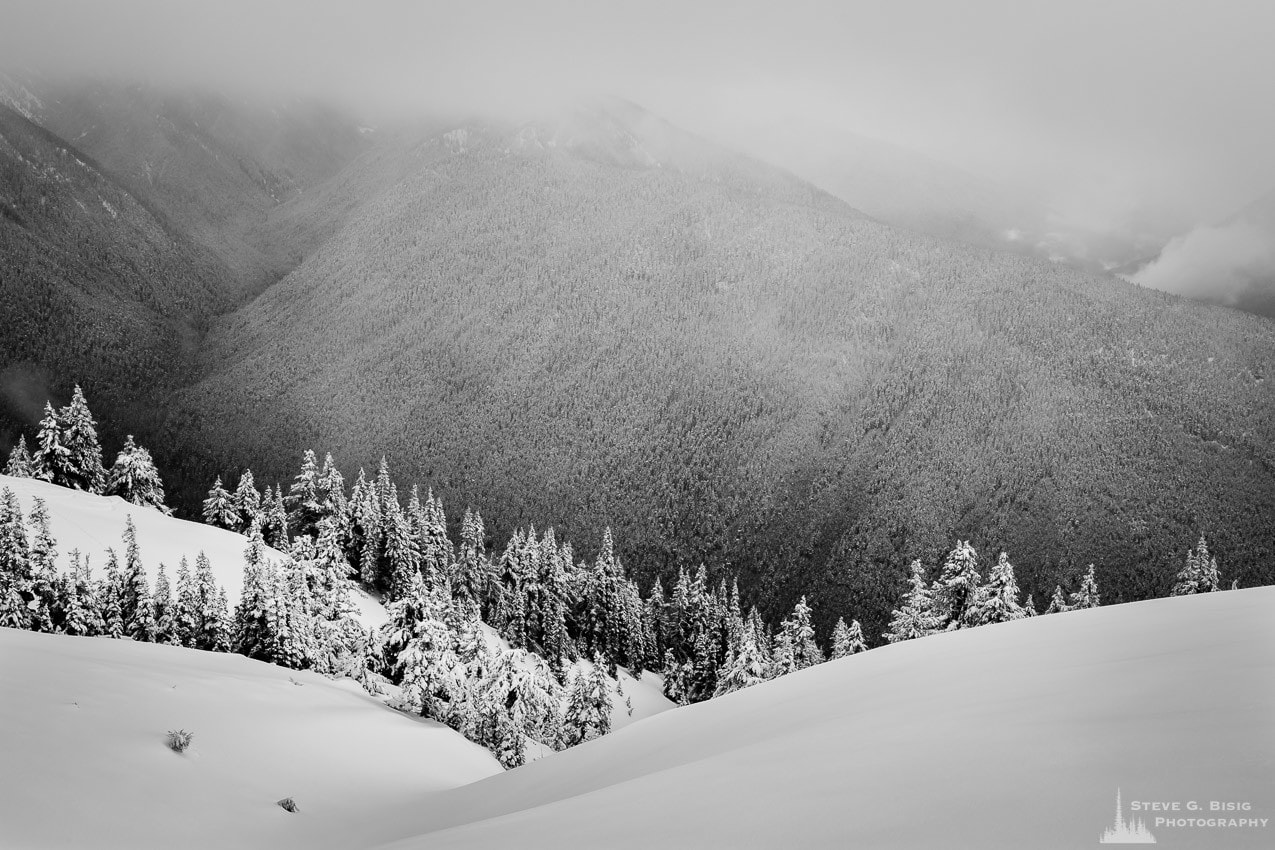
left=161, top=99, right=1275, bottom=640
left=0, top=76, right=370, bottom=495
left=0, top=103, right=227, bottom=453
left=5, top=75, right=370, bottom=298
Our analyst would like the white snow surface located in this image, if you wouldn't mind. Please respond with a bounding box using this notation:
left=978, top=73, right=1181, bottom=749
left=0, top=630, right=501, bottom=849
left=373, top=588, right=1275, bottom=850
left=0, top=475, right=386, bottom=627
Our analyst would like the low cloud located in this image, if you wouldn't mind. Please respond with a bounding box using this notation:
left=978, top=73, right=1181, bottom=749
left=1132, top=218, right=1275, bottom=304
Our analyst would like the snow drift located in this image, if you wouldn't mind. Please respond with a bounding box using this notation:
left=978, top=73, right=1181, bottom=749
left=375, top=588, right=1275, bottom=849
left=0, top=629, right=501, bottom=849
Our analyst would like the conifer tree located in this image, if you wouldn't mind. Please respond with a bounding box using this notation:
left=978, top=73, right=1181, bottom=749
left=152, top=563, right=179, bottom=645
left=1069, top=564, right=1101, bottom=609
left=932, top=541, right=982, bottom=630
left=119, top=517, right=155, bottom=641
left=4, top=436, right=33, bottom=477
left=780, top=596, right=824, bottom=670
left=970, top=551, right=1025, bottom=625
left=830, top=617, right=867, bottom=658
left=1171, top=536, right=1220, bottom=596
left=191, top=551, right=223, bottom=649
left=58, top=386, right=107, bottom=493
left=233, top=470, right=262, bottom=534
left=317, top=453, right=346, bottom=522
left=884, top=560, right=939, bottom=643
left=105, top=435, right=170, bottom=514
left=61, top=550, right=103, bottom=637
left=0, top=489, right=32, bottom=629
left=100, top=548, right=126, bottom=639
left=32, top=403, right=70, bottom=485
left=260, top=485, right=290, bottom=550
left=1044, top=585, right=1070, bottom=614
left=713, top=632, right=770, bottom=696
left=233, top=525, right=276, bottom=660
left=1023, top=595, right=1038, bottom=616
left=384, top=490, right=422, bottom=600
left=202, top=478, right=239, bottom=530
left=173, top=557, right=198, bottom=646
left=26, top=497, right=59, bottom=632
left=286, top=450, right=324, bottom=539
left=561, top=656, right=612, bottom=748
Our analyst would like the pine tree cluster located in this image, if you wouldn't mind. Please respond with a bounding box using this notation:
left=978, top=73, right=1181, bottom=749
left=5, top=388, right=169, bottom=513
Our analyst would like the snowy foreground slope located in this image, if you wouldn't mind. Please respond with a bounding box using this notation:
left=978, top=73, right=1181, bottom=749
left=374, top=588, right=1275, bottom=850
left=0, top=630, right=501, bottom=850
left=0, top=474, right=386, bottom=626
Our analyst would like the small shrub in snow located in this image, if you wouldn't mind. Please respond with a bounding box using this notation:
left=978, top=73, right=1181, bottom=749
left=165, top=729, right=193, bottom=753
left=277, top=797, right=299, bottom=813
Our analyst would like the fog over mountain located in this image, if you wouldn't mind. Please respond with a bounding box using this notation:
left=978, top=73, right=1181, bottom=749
left=5, top=0, right=1275, bottom=291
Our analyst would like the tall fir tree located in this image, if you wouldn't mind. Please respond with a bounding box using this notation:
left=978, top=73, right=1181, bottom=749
left=830, top=617, right=867, bottom=658
left=4, top=435, right=33, bottom=477
left=713, top=632, right=770, bottom=695
left=1044, top=584, right=1071, bottom=614
left=105, top=435, right=169, bottom=513
left=58, top=386, right=107, bottom=493
left=26, top=497, right=59, bottom=632
left=119, top=517, right=155, bottom=641
left=233, top=470, right=262, bottom=534
left=202, top=477, right=239, bottom=530
left=100, top=548, right=126, bottom=639
left=286, top=450, right=323, bottom=539
left=1069, top=564, right=1102, bottom=609
left=932, top=541, right=983, bottom=630
left=1171, top=536, right=1220, bottom=596
left=152, top=563, right=179, bottom=645
left=884, top=560, right=940, bottom=643
left=0, top=488, right=32, bottom=629
left=970, top=551, right=1025, bottom=625
left=32, top=403, right=70, bottom=485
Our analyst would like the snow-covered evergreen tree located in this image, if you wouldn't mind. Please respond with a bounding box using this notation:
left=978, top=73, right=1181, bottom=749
left=100, top=548, right=126, bottom=639
left=202, top=477, right=239, bottom=530
left=233, top=470, right=262, bottom=534
left=1069, top=564, right=1102, bottom=609
left=57, top=386, right=107, bottom=493
left=233, top=525, right=276, bottom=661
left=119, top=517, right=155, bottom=641
left=1171, top=536, right=1220, bottom=596
left=970, top=551, right=1025, bottom=625
left=884, top=560, right=939, bottom=643
left=104, top=435, right=170, bottom=514
left=830, top=617, right=867, bottom=658
left=286, top=450, right=324, bottom=540
left=152, top=563, right=179, bottom=645
left=560, top=655, right=612, bottom=749
left=61, top=550, right=103, bottom=637
left=26, top=497, right=59, bottom=632
left=173, top=557, right=198, bottom=646
left=32, top=403, right=70, bottom=485
left=4, top=436, right=33, bottom=477
left=260, top=484, right=290, bottom=550
left=713, top=632, right=769, bottom=695
left=932, top=541, right=982, bottom=630
left=0, top=488, right=32, bottom=628
left=1044, top=584, right=1070, bottom=614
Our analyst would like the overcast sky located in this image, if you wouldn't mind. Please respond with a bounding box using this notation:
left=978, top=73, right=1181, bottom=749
left=4, top=0, right=1274, bottom=232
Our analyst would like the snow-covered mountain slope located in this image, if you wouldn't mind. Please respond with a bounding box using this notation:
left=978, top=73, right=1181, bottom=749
left=376, top=588, right=1275, bottom=849
left=0, top=475, right=386, bottom=626
left=0, top=629, right=501, bottom=850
